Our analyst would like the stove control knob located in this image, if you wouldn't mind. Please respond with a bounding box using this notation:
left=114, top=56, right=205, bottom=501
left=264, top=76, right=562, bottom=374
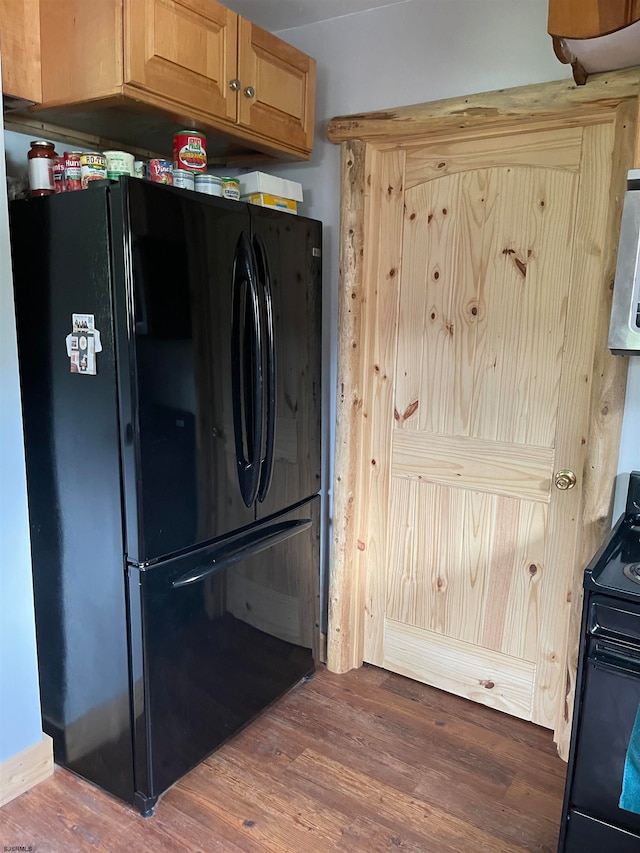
left=555, top=469, right=577, bottom=490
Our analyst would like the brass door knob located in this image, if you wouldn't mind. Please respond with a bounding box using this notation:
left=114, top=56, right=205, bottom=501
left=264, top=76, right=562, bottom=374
left=555, top=469, right=577, bottom=490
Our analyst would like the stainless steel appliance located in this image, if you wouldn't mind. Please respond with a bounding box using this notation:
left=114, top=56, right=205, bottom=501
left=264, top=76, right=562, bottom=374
left=559, top=472, right=640, bottom=851
left=9, top=179, right=322, bottom=816
left=609, top=170, right=640, bottom=354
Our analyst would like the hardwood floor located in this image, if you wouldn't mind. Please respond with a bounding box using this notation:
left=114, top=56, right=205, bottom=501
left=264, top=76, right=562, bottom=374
left=0, top=664, right=567, bottom=852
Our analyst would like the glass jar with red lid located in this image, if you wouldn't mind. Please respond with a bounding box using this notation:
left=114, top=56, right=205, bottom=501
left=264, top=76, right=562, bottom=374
left=28, top=140, right=58, bottom=197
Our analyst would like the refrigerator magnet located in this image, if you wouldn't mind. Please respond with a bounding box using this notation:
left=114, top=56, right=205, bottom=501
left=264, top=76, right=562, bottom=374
left=65, top=313, right=103, bottom=375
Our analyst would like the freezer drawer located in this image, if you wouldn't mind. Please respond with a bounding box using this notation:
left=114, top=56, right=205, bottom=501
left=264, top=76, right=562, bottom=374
left=128, top=497, right=319, bottom=803
left=564, top=810, right=640, bottom=853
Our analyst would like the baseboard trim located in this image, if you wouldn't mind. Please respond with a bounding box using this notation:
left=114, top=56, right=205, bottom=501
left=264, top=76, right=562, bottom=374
left=0, top=733, right=54, bottom=807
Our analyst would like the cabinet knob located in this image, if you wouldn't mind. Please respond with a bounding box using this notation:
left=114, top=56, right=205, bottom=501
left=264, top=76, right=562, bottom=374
left=554, top=469, right=577, bottom=491
left=229, top=78, right=241, bottom=92
left=243, top=86, right=255, bottom=99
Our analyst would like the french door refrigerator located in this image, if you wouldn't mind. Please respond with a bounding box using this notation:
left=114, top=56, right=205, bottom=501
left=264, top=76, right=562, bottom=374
left=9, top=178, right=322, bottom=816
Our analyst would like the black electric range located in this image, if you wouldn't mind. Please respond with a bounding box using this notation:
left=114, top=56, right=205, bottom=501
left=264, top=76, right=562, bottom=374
left=559, top=471, right=640, bottom=852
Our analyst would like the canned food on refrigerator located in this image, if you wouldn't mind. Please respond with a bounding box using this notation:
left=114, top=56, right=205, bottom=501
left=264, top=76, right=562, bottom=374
left=53, top=157, right=66, bottom=193
left=221, top=177, right=240, bottom=201
left=80, top=153, right=107, bottom=188
left=173, top=169, right=195, bottom=191
left=64, top=151, right=83, bottom=192
left=133, top=161, right=146, bottom=179
left=173, top=130, right=207, bottom=172
left=147, top=159, right=173, bottom=184
left=195, top=173, right=222, bottom=196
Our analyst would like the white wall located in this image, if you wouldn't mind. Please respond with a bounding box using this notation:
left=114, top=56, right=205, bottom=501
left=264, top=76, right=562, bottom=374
left=0, top=62, right=43, bottom=763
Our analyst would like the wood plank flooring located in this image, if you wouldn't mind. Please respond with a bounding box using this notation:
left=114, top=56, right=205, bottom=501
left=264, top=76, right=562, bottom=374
left=0, top=664, right=567, bottom=852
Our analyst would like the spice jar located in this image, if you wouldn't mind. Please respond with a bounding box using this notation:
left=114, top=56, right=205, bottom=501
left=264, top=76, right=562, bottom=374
left=28, top=140, right=58, bottom=197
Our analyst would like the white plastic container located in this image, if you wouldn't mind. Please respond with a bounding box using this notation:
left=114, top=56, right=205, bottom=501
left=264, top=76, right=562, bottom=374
left=239, top=171, right=303, bottom=203
left=104, top=150, right=135, bottom=177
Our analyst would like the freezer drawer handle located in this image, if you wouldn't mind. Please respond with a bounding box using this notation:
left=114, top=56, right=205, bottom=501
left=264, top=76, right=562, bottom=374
left=172, top=518, right=312, bottom=588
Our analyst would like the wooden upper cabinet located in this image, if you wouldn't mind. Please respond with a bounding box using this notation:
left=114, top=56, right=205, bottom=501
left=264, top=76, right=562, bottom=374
left=125, top=0, right=238, bottom=124
left=0, top=0, right=42, bottom=103
left=548, top=0, right=640, bottom=38
left=36, top=0, right=316, bottom=159
left=237, top=19, right=316, bottom=154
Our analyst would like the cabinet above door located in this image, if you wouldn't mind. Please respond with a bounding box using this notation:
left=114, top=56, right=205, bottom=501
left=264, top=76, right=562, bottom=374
left=29, top=0, right=316, bottom=161
left=548, top=0, right=640, bottom=39
left=547, top=0, right=640, bottom=84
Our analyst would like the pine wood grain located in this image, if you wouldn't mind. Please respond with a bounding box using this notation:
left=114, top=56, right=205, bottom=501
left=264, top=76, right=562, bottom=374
left=329, top=76, right=635, bottom=753
left=0, top=735, right=53, bottom=808
left=369, top=120, right=602, bottom=735
left=404, top=126, right=584, bottom=188
left=392, top=432, right=554, bottom=502
left=556, top=97, right=636, bottom=759
left=326, top=68, right=640, bottom=145
left=0, top=665, right=566, bottom=852
left=328, top=140, right=368, bottom=673
left=384, top=619, right=536, bottom=719
left=360, top=148, right=406, bottom=668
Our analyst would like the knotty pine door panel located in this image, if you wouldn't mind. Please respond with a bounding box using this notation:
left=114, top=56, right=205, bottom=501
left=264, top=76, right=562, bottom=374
left=364, top=122, right=615, bottom=731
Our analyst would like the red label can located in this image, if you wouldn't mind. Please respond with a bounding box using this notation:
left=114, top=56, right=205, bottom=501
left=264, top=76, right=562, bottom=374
left=64, top=151, right=82, bottom=191
left=147, top=159, right=173, bottom=184
left=173, top=131, right=207, bottom=172
left=53, top=157, right=66, bottom=193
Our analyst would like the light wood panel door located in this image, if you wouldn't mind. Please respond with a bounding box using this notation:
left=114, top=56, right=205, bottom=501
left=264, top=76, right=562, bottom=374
left=125, top=0, right=238, bottom=122
left=237, top=18, right=316, bottom=153
left=363, top=121, right=618, bottom=731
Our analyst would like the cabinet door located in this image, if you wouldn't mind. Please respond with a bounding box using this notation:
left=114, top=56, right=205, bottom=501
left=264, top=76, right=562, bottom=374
left=548, top=0, right=640, bottom=38
left=237, top=18, right=316, bottom=155
left=0, top=0, right=41, bottom=102
left=125, top=0, right=237, bottom=122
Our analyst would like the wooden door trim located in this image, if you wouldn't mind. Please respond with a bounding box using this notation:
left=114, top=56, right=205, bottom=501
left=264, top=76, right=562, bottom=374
left=329, top=140, right=368, bottom=672
left=556, top=97, right=635, bottom=754
left=327, top=74, right=637, bottom=758
left=326, top=67, right=640, bottom=145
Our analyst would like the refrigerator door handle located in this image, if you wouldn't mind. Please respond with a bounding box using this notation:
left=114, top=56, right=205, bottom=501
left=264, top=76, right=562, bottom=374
left=254, top=234, right=276, bottom=503
left=171, top=518, right=312, bottom=588
left=231, top=233, right=264, bottom=507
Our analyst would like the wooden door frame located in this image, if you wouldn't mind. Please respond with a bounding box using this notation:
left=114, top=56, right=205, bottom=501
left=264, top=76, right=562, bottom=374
left=327, top=68, right=639, bottom=757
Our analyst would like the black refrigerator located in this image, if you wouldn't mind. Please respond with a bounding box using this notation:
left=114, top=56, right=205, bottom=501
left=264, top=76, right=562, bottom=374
left=9, top=178, right=322, bottom=816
